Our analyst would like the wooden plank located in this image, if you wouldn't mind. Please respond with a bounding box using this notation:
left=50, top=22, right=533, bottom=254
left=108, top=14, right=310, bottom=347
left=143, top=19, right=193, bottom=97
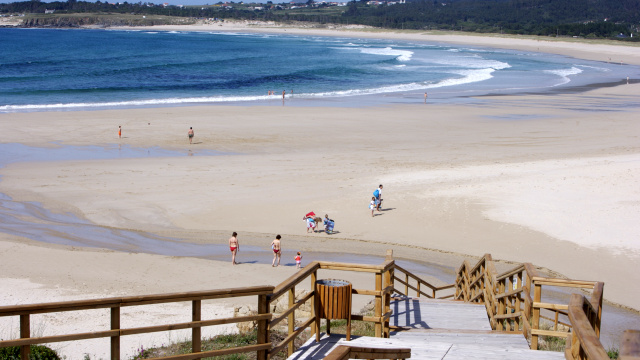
left=257, top=294, right=269, bottom=360
left=567, top=294, right=609, bottom=360
left=531, top=329, right=570, bottom=338
left=111, top=307, right=120, bottom=360
left=352, top=288, right=379, bottom=296
left=120, top=314, right=273, bottom=336
left=533, top=302, right=569, bottom=311
left=322, top=345, right=350, bottom=360
left=288, top=286, right=295, bottom=356
left=192, top=300, right=201, bottom=354
left=0, top=330, right=120, bottom=347
left=20, top=314, right=29, bottom=360
left=375, top=273, right=382, bottom=337
left=319, top=265, right=382, bottom=273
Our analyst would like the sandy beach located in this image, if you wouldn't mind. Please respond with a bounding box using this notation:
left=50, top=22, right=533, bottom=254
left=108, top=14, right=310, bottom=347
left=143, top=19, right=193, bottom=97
left=1, top=22, right=639, bottom=358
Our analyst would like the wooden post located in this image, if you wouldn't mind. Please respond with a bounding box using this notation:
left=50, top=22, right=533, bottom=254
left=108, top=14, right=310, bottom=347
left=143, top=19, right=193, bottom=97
left=257, top=294, right=269, bottom=360
left=497, top=280, right=505, bottom=331
left=516, top=272, right=523, bottom=331
left=20, top=314, right=30, bottom=360
left=404, top=273, right=409, bottom=296
left=383, top=268, right=391, bottom=338
left=311, top=270, right=317, bottom=338
left=192, top=300, right=201, bottom=354
left=288, top=286, right=295, bottom=357
left=110, top=307, right=120, bottom=360
left=531, top=283, right=542, bottom=350
left=375, top=272, right=382, bottom=338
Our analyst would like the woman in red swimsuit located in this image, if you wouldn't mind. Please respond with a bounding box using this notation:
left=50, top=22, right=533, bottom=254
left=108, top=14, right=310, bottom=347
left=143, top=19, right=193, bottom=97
left=229, top=232, right=239, bottom=265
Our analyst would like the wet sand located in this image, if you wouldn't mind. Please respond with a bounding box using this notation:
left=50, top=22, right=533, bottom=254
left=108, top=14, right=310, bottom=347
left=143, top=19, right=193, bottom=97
left=0, top=27, right=639, bottom=358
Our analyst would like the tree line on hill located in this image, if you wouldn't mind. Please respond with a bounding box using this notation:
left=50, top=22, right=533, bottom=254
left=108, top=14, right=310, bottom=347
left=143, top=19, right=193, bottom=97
left=1, top=0, right=638, bottom=40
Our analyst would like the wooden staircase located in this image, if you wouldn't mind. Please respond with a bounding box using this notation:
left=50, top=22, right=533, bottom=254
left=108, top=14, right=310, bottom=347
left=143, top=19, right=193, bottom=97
left=289, top=296, right=565, bottom=359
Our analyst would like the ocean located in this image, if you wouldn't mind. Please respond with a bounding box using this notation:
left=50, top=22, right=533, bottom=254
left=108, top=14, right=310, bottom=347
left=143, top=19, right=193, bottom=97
left=0, top=27, right=636, bottom=112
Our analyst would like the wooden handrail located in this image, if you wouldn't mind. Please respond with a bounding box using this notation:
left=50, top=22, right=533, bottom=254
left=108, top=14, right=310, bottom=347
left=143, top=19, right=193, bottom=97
left=0, top=250, right=627, bottom=360
left=0, top=286, right=274, bottom=316
left=566, top=294, right=609, bottom=360
left=271, top=262, right=321, bottom=300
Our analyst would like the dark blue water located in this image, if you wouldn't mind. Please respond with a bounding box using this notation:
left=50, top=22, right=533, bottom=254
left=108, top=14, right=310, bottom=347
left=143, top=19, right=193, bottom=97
left=1, top=28, right=636, bottom=111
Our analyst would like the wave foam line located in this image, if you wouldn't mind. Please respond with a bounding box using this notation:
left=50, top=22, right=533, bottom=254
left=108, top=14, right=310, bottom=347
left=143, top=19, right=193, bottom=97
left=1, top=67, right=499, bottom=111
left=544, top=66, right=583, bottom=86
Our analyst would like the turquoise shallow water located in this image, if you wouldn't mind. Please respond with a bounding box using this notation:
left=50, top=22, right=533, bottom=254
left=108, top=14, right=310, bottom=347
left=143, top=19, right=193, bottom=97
left=1, top=28, right=637, bottom=111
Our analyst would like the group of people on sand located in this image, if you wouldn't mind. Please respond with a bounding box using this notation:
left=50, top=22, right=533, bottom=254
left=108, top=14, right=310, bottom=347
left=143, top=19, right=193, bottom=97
left=228, top=232, right=303, bottom=269
left=369, top=184, right=383, bottom=217
left=302, top=212, right=335, bottom=234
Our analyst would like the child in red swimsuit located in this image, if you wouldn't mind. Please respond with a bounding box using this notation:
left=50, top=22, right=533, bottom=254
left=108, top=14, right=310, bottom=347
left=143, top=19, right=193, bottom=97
left=295, top=252, right=302, bottom=269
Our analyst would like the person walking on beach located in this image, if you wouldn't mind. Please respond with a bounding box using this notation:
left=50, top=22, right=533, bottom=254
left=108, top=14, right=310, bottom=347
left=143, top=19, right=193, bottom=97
left=118, top=125, right=122, bottom=139
left=229, top=232, right=239, bottom=265
left=271, top=235, right=282, bottom=267
left=373, top=184, right=383, bottom=211
left=188, top=127, right=194, bottom=144
left=295, top=252, right=302, bottom=269
left=424, top=92, right=428, bottom=104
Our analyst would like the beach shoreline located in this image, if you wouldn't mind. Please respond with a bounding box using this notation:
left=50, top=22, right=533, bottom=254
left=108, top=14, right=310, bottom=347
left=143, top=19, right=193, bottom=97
left=1, top=23, right=639, bottom=358
left=112, top=20, right=640, bottom=66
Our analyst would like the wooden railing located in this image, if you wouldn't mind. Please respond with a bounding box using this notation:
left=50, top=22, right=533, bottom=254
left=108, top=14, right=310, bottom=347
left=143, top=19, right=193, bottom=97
left=392, top=264, right=454, bottom=299
left=268, top=250, right=396, bottom=358
left=1, top=250, right=634, bottom=360
left=454, top=254, right=608, bottom=354
left=565, top=294, right=609, bottom=360
left=0, top=250, right=401, bottom=360
left=0, top=286, right=274, bottom=360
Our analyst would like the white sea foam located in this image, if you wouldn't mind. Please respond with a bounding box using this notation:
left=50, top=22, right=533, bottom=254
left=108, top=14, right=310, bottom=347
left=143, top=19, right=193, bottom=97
left=544, top=66, right=583, bottom=86
left=358, top=47, right=413, bottom=61
left=425, top=54, right=510, bottom=70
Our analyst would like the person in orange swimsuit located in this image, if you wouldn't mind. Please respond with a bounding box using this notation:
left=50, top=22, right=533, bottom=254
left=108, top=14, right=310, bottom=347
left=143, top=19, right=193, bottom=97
left=271, top=235, right=281, bottom=267
left=118, top=125, right=122, bottom=139
left=229, top=232, right=239, bottom=265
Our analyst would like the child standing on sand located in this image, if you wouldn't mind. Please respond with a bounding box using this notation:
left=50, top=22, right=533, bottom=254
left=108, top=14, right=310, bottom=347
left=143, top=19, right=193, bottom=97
left=295, top=252, right=302, bottom=269
left=369, top=196, right=376, bottom=217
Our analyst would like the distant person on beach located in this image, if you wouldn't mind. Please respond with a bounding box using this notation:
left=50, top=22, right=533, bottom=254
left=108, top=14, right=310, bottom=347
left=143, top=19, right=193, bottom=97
left=295, top=252, right=302, bottom=269
left=229, top=232, right=239, bottom=265
left=304, top=215, right=316, bottom=233
left=369, top=196, right=376, bottom=217
left=424, top=92, right=428, bottom=103
left=118, top=125, right=122, bottom=138
left=188, top=127, right=194, bottom=144
left=373, top=184, right=383, bottom=211
left=282, top=90, right=286, bottom=100
left=324, top=214, right=335, bottom=234
left=271, top=235, right=282, bottom=267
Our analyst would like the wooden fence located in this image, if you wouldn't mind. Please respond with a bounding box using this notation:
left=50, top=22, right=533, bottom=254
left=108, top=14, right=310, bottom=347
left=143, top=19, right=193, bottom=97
left=0, top=252, right=397, bottom=360
left=1, top=250, right=637, bottom=360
